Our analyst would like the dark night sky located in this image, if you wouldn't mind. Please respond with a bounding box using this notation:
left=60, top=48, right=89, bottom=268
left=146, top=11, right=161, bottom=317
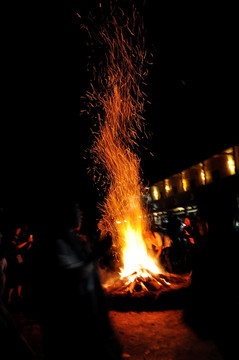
left=2, top=1, right=237, bottom=210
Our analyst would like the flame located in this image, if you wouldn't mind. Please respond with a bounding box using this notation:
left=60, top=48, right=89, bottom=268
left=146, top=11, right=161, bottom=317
left=120, top=222, right=160, bottom=279
left=86, top=6, right=161, bottom=280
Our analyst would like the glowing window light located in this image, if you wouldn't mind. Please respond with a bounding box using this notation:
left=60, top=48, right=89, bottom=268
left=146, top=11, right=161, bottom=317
left=182, top=178, right=187, bottom=191
left=164, top=179, right=171, bottom=194
left=227, top=156, right=236, bottom=175
left=181, top=172, right=187, bottom=191
left=201, top=169, right=206, bottom=184
left=151, top=186, right=159, bottom=200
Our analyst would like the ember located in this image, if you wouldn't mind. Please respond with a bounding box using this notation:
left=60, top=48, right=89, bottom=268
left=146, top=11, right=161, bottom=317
left=85, top=4, right=191, bottom=296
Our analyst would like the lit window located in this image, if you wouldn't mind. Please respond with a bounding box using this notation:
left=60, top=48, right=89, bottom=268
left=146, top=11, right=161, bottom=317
left=151, top=186, right=159, bottom=200
left=227, top=155, right=236, bottom=175
left=201, top=169, right=206, bottom=184
left=165, top=179, right=171, bottom=194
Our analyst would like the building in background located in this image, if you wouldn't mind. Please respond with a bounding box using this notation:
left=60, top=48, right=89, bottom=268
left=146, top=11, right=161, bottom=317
left=144, top=144, right=239, bottom=229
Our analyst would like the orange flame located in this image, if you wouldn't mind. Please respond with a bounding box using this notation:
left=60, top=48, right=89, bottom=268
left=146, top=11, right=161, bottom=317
left=88, top=7, right=161, bottom=279
left=120, top=222, right=161, bottom=279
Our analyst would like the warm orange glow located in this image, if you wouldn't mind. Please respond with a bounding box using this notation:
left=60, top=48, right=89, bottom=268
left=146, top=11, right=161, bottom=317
left=165, top=179, right=171, bottom=194
left=88, top=7, right=161, bottom=280
left=120, top=221, right=160, bottom=279
left=201, top=169, right=206, bottom=184
left=227, top=155, right=236, bottom=175
left=151, top=186, right=160, bottom=200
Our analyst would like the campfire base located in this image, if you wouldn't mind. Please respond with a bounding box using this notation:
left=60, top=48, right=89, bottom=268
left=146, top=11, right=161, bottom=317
left=103, top=271, right=192, bottom=311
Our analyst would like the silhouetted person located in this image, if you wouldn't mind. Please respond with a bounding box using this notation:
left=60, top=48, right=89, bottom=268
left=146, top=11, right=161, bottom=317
left=0, top=218, right=36, bottom=359
left=5, top=225, right=34, bottom=304
left=184, top=176, right=239, bottom=359
left=0, top=231, right=7, bottom=298
left=39, top=195, right=122, bottom=360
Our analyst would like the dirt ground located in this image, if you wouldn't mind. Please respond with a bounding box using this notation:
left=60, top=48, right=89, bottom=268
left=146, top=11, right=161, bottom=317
left=109, top=310, right=223, bottom=360
left=12, top=307, right=223, bottom=360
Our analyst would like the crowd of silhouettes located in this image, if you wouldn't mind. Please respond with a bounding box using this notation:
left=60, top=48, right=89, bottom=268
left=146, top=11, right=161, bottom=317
left=0, top=193, right=123, bottom=360
left=1, top=174, right=238, bottom=359
left=149, top=212, right=204, bottom=275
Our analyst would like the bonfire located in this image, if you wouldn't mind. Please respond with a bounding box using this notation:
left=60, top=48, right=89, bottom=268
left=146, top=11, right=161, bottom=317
left=83, top=3, right=191, bottom=297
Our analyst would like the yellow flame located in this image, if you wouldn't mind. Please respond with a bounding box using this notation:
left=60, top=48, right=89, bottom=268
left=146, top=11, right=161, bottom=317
left=120, top=222, right=160, bottom=278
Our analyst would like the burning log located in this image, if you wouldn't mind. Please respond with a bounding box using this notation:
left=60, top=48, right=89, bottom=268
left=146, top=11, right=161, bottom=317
left=104, top=270, right=192, bottom=298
